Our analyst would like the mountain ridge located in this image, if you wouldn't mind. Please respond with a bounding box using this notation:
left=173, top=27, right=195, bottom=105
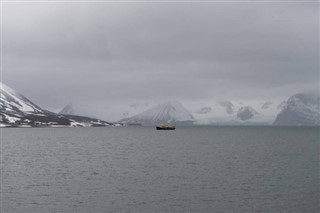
left=1, top=82, right=115, bottom=127
left=273, top=92, right=320, bottom=126
left=2, top=82, right=319, bottom=127
left=120, top=101, right=195, bottom=126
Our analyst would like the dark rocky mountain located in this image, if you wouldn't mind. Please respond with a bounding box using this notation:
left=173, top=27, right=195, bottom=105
left=273, top=92, right=320, bottom=126
left=236, top=106, right=258, bottom=121
left=0, top=82, right=115, bottom=127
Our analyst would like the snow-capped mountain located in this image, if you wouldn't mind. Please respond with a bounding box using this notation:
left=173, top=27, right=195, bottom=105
left=273, top=92, right=320, bottom=126
left=261, top=101, right=272, bottom=110
left=1, top=82, right=44, bottom=114
left=193, top=100, right=282, bottom=125
left=197, top=107, right=212, bottom=114
left=237, top=106, right=258, bottom=121
left=59, top=101, right=152, bottom=122
left=120, top=101, right=195, bottom=126
left=59, top=102, right=112, bottom=120
left=218, top=101, right=234, bottom=114
left=6, top=81, right=316, bottom=127
left=59, top=103, right=76, bottom=115
left=0, top=82, right=114, bottom=127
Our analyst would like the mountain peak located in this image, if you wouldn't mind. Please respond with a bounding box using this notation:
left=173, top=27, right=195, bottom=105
left=1, top=82, right=43, bottom=113
left=1, top=82, right=114, bottom=127
left=1, top=82, right=16, bottom=95
left=120, top=100, right=194, bottom=126
left=59, top=103, right=75, bottom=115
left=273, top=92, right=320, bottom=126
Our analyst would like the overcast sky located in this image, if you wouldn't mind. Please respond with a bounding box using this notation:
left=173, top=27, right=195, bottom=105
left=1, top=1, right=319, bottom=112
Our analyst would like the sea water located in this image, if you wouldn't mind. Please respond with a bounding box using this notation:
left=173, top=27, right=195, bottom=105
left=1, top=126, right=319, bottom=213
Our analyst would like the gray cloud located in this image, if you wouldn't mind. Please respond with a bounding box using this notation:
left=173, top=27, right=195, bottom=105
left=2, top=2, right=319, bottom=113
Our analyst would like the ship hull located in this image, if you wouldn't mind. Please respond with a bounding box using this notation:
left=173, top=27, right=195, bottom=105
left=156, top=127, right=175, bottom=130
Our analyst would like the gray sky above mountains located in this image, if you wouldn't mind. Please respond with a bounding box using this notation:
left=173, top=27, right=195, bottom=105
left=2, top=1, right=319, bottom=111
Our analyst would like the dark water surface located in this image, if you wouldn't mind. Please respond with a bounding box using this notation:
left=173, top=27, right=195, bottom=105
left=1, top=126, right=319, bottom=213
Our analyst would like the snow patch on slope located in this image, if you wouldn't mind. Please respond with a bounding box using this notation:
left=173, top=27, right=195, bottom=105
left=192, top=100, right=282, bottom=125
left=274, top=92, right=320, bottom=126
left=120, top=101, right=195, bottom=126
left=1, top=82, right=116, bottom=127
left=1, top=82, right=43, bottom=113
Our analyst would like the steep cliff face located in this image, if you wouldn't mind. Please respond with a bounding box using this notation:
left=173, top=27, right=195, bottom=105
left=273, top=92, right=320, bottom=126
left=0, top=82, right=113, bottom=127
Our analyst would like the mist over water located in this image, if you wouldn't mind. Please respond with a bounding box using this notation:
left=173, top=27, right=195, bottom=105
left=1, top=127, right=319, bottom=213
